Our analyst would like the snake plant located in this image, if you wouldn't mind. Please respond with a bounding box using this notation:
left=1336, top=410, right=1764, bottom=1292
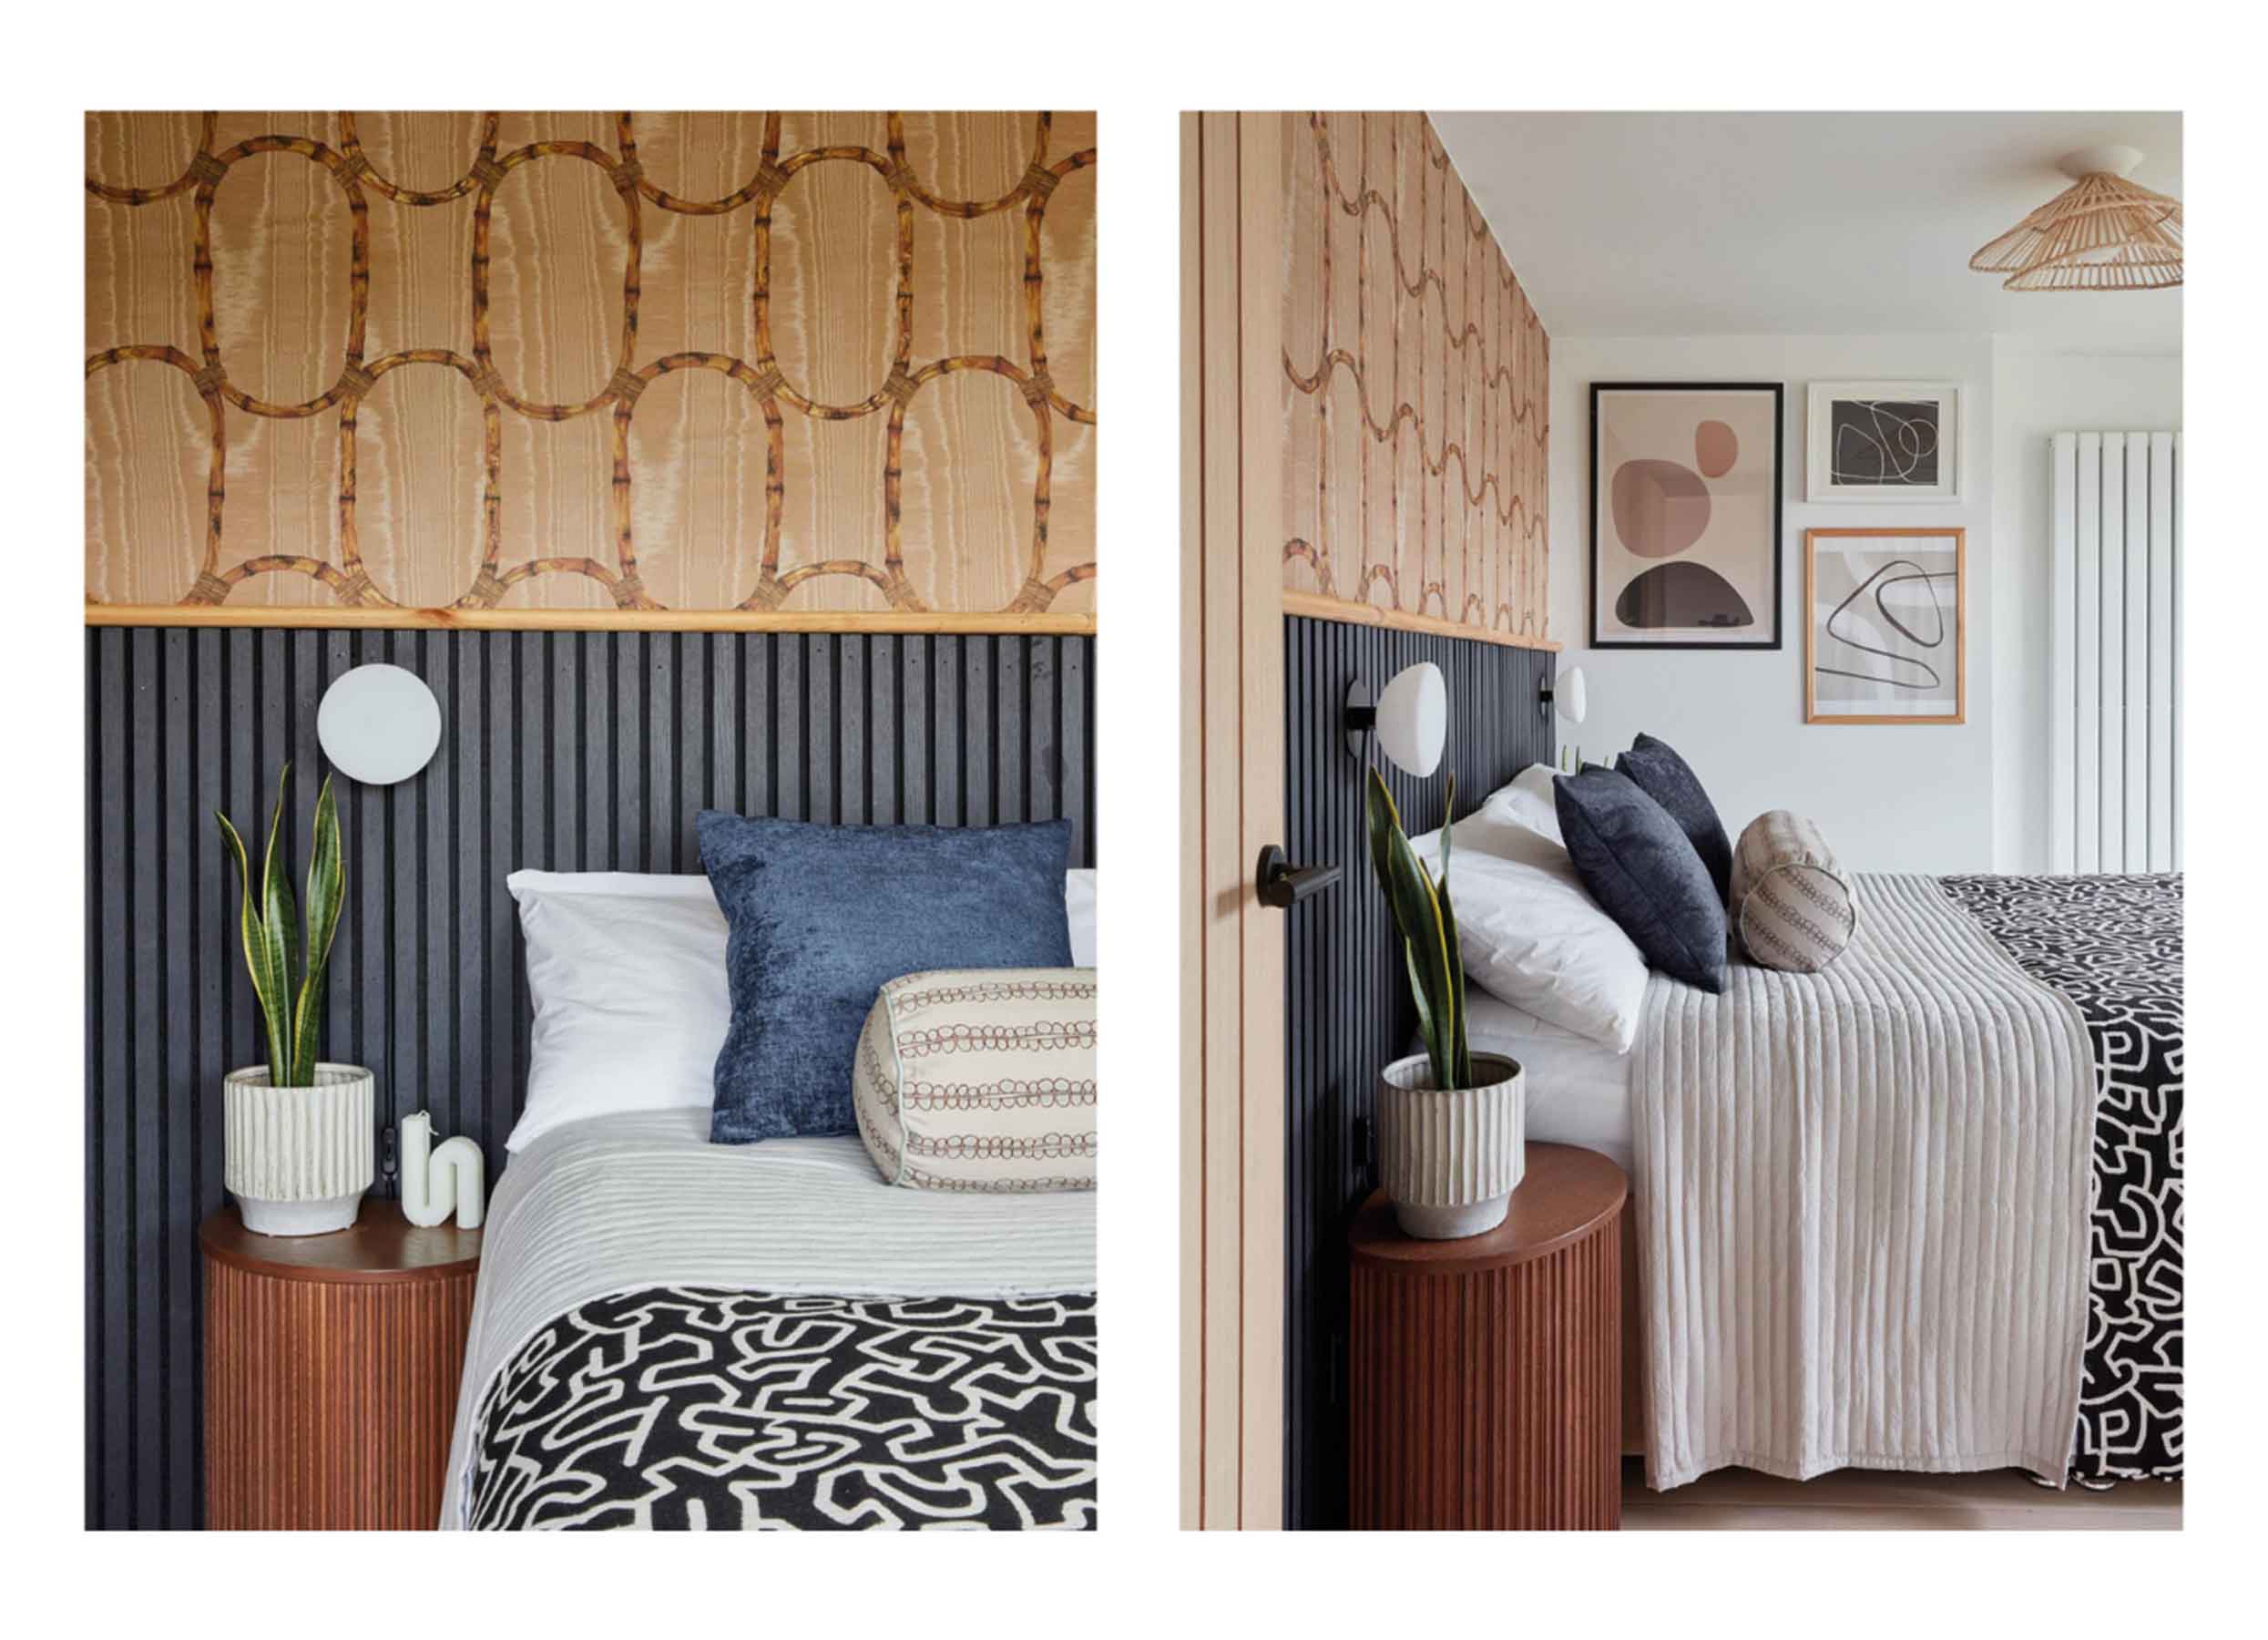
left=1364, top=767, right=1472, bottom=1092
left=217, top=764, right=343, bottom=1088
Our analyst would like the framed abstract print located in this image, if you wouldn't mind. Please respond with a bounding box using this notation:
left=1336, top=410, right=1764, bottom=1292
left=1805, top=382, right=1964, bottom=502
left=1803, top=528, right=1966, bottom=724
left=1590, top=382, right=1784, bottom=650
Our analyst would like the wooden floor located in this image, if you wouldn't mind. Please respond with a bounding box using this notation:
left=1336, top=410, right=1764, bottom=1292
left=1621, top=1460, right=2181, bottom=1530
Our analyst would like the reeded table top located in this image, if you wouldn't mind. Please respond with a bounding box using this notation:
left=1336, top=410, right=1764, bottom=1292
left=199, top=1199, right=483, bottom=1284
left=1349, top=1142, right=1628, bottom=1274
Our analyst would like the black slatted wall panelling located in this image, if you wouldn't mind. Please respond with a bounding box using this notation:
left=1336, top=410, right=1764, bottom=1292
left=85, top=626, right=1098, bottom=1530
left=1281, top=615, right=1552, bottom=1530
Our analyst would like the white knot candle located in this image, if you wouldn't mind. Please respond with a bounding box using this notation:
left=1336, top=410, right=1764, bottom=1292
left=399, top=1111, right=485, bottom=1229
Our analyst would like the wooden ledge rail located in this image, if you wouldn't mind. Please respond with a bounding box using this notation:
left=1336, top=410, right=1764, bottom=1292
left=86, top=603, right=1098, bottom=636
left=1281, top=592, right=1559, bottom=652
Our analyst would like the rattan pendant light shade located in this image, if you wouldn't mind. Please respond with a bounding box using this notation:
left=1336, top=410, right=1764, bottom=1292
left=1970, top=146, right=2181, bottom=292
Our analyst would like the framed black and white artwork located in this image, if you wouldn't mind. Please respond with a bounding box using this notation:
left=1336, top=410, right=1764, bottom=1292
left=1589, top=382, right=1784, bottom=651
left=1803, top=528, right=1966, bottom=724
left=1805, top=382, right=1963, bottom=502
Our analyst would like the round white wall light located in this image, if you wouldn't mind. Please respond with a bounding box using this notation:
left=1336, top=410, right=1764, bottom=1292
left=1374, top=662, right=1448, bottom=777
left=317, top=664, right=442, bottom=785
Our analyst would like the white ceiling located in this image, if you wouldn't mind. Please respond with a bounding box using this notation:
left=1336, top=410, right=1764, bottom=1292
left=1431, top=112, right=2182, bottom=351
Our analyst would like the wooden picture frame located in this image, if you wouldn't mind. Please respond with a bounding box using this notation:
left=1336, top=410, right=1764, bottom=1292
left=1590, top=382, right=1784, bottom=651
left=1803, top=528, right=1967, bottom=724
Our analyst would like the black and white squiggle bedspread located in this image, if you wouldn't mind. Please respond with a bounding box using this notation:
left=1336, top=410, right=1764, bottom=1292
left=440, top=1113, right=1096, bottom=1531
left=1941, top=873, right=2183, bottom=1485
left=468, top=1289, right=1097, bottom=1530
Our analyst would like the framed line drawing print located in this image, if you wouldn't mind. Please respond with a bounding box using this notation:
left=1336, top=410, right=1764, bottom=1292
left=1590, top=382, right=1784, bottom=650
left=1805, top=382, right=1964, bottom=502
left=1804, top=528, right=1967, bottom=724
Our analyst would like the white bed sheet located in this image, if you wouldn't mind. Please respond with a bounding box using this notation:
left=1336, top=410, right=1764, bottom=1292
left=439, top=1108, right=1097, bottom=1528
left=1462, top=989, right=1636, bottom=1173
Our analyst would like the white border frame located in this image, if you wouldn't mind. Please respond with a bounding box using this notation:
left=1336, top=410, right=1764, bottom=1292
left=1805, top=381, right=1965, bottom=503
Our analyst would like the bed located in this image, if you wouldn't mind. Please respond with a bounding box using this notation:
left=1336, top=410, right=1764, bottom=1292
left=1467, top=871, right=2181, bottom=1491
left=440, top=1109, right=1098, bottom=1531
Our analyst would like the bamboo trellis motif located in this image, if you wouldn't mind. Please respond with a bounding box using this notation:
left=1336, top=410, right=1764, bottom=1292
left=86, top=112, right=1098, bottom=617
left=1282, top=111, right=1549, bottom=642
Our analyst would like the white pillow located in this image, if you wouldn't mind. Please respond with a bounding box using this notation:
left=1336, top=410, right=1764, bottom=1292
left=1409, top=809, right=1647, bottom=1052
left=506, top=867, right=1099, bottom=1151
left=1477, top=763, right=1566, bottom=848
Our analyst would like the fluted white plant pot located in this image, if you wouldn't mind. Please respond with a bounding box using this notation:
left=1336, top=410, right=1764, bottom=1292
left=1376, top=1051, right=1526, bottom=1240
left=221, top=1063, right=374, bottom=1235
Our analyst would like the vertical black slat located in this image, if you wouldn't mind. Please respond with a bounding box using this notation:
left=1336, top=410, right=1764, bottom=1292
left=867, top=636, right=898, bottom=825
left=901, top=637, right=931, bottom=825
left=963, top=636, right=994, bottom=826
left=451, top=634, right=489, bottom=1155
left=383, top=630, right=423, bottom=1152
left=513, top=631, right=547, bottom=1122
left=411, top=633, right=446, bottom=1139
left=1059, top=639, right=1088, bottom=866
left=647, top=630, right=676, bottom=871
left=742, top=634, right=772, bottom=820
left=541, top=630, right=574, bottom=872
left=805, top=634, right=837, bottom=825
left=710, top=631, right=741, bottom=824
left=315, top=632, right=351, bottom=1065
left=96, top=629, right=130, bottom=1526
left=160, top=630, right=197, bottom=1526
left=348, top=630, right=385, bottom=1147
left=189, top=628, right=225, bottom=1521
left=996, top=635, right=1027, bottom=825
left=775, top=635, right=805, bottom=821
left=676, top=633, right=708, bottom=867
left=484, top=630, right=516, bottom=1161
left=933, top=635, right=961, bottom=825
left=839, top=634, right=869, bottom=825
left=582, top=632, right=613, bottom=869
left=1028, top=637, right=1059, bottom=828
left=128, top=627, right=164, bottom=1528
left=613, top=631, right=644, bottom=872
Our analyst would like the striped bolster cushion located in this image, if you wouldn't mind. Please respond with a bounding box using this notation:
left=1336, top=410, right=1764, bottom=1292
left=1729, top=811, right=1856, bottom=973
left=853, top=968, right=1098, bottom=1193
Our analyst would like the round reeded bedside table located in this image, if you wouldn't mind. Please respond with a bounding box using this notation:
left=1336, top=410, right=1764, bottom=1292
left=1348, top=1142, right=1628, bottom=1531
left=200, top=1200, right=483, bottom=1530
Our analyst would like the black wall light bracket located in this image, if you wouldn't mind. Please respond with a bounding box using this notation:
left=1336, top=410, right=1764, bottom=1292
left=1343, top=679, right=1375, bottom=759
left=1256, top=844, right=1343, bottom=909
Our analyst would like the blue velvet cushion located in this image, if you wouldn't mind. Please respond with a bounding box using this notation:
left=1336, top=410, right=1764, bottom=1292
left=1615, top=732, right=1733, bottom=905
left=697, top=814, right=1074, bottom=1143
left=1553, top=768, right=1728, bottom=993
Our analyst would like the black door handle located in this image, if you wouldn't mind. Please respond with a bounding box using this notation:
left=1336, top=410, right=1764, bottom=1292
left=1255, top=844, right=1342, bottom=909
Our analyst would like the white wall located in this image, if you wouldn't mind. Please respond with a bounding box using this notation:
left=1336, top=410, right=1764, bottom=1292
left=1547, top=334, right=2181, bottom=875
left=1548, top=334, right=1997, bottom=873
left=1987, top=343, right=2182, bottom=872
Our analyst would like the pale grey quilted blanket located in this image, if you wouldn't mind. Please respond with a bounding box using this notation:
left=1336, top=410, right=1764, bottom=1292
left=1631, top=874, right=2097, bottom=1490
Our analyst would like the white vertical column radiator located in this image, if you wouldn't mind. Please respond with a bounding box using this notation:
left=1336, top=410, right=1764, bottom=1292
left=2049, top=431, right=2181, bottom=874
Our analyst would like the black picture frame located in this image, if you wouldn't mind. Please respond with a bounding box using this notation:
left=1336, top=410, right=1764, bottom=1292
left=1589, top=381, right=1785, bottom=651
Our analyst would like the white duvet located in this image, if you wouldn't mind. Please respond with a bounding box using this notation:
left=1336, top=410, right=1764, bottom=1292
left=438, top=1110, right=1098, bottom=1529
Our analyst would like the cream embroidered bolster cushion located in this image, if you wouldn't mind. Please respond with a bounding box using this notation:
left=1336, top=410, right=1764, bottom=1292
left=1729, top=811, right=1857, bottom=973
left=853, top=968, right=1098, bottom=1193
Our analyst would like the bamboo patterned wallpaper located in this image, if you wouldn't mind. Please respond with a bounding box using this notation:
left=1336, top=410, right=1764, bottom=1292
left=1282, top=111, right=1549, bottom=644
left=85, top=112, right=1097, bottom=622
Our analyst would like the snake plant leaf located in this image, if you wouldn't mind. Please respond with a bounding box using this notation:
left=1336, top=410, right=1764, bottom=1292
left=260, top=766, right=301, bottom=1074
left=1364, top=768, right=1404, bottom=896
left=1435, top=775, right=1473, bottom=1088
left=290, top=774, right=343, bottom=1086
left=1384, top=823, right=1457, bottom=1090
left=218, top=809, right=291, bottom=1085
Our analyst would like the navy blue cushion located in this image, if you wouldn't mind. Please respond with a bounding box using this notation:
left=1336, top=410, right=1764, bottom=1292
left=1615, top=732, right=1733, bottom=905
left=1553, top=768, right=1728, bottom=993
left=697, top=814, right=1074, bottom=1143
